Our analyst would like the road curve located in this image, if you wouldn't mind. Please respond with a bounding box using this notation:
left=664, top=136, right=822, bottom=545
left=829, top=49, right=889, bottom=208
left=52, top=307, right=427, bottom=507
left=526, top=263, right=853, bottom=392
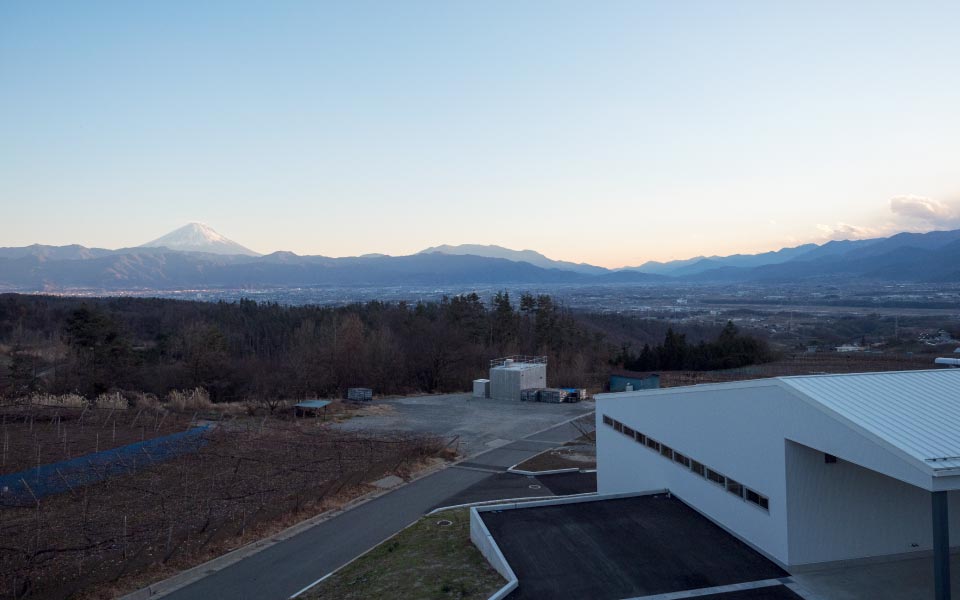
left=151, top=415, right=593, bottom=600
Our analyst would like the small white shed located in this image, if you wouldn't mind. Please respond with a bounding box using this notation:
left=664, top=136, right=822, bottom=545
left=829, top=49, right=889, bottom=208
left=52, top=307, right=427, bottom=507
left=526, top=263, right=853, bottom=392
left=473, top=379, right=490, bottom=398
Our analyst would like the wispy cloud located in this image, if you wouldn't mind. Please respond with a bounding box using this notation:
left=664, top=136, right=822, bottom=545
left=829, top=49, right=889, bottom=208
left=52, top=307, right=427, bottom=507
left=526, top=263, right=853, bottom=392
left=814, top=222, right=883, bottom=241
left=814, top=195, right=960, bottom=242
left=889, top=195, right=960, bottom=228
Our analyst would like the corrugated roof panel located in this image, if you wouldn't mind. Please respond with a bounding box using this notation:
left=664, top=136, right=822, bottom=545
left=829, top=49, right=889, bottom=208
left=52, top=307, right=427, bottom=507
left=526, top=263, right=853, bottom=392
left=780, top=370, right=960, bottom=472
left=296, top=399, right=332, bottom=409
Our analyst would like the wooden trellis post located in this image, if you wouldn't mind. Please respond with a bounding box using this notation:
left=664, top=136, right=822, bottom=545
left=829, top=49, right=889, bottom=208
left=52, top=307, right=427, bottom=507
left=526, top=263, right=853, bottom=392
left=20, top=478, right=41, bottom=553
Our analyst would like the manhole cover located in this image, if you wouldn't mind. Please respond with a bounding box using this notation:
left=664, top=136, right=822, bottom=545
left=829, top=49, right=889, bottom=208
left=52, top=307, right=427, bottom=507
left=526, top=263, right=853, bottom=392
left=529, top=484, right=542, bottom=490
left=436, top=519, right=453, bottom=527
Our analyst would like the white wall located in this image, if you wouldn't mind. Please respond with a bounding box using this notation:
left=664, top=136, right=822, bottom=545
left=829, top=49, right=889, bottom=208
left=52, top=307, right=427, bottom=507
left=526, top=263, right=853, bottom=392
left=786, top=440, right=960, bottom=565
left=597, top=383, right=794, bottom=565
left=519, top=364, right=546, bottom=391
left=596, top=380, right=953, bottom=567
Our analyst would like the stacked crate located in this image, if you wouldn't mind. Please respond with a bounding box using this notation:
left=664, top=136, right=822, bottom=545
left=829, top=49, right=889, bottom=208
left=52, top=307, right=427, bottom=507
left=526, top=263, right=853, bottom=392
left=520, top=388, right=541, bottom=402
left=347, top=387, right=373, bottom=402
left=538, top=388, right=565, bottom=403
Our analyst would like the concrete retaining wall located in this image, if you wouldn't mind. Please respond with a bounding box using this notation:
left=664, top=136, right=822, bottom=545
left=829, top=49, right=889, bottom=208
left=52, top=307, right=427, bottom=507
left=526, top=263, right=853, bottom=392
left=470, top=506, right=518, bottom=599
left=474, top=489, right=664, bottom=515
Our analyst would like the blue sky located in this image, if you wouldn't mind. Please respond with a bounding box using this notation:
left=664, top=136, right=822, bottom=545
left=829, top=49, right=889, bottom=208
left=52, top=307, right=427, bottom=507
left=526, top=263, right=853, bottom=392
left=2, top=1, right=959, bottom=267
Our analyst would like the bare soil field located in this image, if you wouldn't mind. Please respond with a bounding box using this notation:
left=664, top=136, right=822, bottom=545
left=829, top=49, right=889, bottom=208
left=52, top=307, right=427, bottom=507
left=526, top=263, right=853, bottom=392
left=513, top=433, right=596, bottom=472
left=514, top=443, right=596, bottom=472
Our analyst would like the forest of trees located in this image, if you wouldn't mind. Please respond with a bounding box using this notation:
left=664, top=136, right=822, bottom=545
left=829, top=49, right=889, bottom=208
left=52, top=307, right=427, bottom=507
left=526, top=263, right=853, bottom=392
left=0, top=293, right=777, bottom=402
left=0, top=293, right=609, bottom=401
left=614, top=321, right=775, bottom=371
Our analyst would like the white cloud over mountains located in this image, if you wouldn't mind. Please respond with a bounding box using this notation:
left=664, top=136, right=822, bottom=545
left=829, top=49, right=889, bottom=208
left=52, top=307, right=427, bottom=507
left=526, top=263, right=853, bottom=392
left=889, top=195, right=959, bottom=227
left=815, top=195, right=960, bottom=242
left=815, top=222, right=883, bottom=241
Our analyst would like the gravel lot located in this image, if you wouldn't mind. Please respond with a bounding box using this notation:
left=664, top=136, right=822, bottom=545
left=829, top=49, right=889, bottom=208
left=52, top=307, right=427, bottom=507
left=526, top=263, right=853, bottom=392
left=335, top=393, right=594, bottom=457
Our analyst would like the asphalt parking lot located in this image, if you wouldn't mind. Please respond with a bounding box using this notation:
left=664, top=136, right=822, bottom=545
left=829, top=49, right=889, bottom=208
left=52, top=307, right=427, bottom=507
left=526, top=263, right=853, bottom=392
left=698, top=587, right=804, bottom=600
left=432, top=471, right=597, bottom=509
left=481, top=494, right=791, bottom=600
left=536, top=470, right=596, bottom=495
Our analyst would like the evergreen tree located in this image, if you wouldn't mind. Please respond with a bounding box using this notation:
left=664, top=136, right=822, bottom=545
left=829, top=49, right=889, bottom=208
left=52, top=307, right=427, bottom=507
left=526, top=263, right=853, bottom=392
left=659, top=328, right=688, bottom=370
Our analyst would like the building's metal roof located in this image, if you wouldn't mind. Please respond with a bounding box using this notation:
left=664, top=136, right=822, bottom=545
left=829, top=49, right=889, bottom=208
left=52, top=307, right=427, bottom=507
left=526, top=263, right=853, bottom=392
left=295, top=399, right=332, bottom=409
left=780, top=370, right=960, bottom=473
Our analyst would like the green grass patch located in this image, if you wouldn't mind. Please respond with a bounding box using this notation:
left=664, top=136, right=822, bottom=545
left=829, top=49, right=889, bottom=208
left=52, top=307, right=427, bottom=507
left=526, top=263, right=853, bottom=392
left=304, top=508, right=505, bottom=600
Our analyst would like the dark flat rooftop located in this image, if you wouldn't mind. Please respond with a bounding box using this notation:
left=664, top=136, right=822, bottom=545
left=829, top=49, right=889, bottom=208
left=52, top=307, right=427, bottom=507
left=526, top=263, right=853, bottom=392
left=700, top=586, right=804, bottom=599
left=481, top=494, right=788, bottom=600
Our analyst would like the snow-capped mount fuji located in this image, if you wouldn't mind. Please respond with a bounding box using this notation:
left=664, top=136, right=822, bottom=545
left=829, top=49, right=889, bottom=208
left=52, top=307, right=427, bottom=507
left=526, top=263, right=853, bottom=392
left=140, top=223, right=260, bottom=257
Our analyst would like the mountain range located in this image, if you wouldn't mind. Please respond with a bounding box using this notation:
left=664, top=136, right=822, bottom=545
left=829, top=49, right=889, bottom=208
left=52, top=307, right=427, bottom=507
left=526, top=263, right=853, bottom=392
left=419, top=244, right=607, bottom=275
left=1, top=223, right=959, bottom=290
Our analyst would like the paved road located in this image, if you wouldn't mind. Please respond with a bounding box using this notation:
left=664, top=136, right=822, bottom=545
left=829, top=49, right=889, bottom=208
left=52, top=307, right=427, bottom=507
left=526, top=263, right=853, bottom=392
left=161, top=414, right=594, bottom=600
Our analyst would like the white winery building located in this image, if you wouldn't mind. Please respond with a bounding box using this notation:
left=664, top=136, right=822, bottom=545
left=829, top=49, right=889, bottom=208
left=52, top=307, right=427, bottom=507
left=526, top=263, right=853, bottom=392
left=596, top=369, right=960, bottom=599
